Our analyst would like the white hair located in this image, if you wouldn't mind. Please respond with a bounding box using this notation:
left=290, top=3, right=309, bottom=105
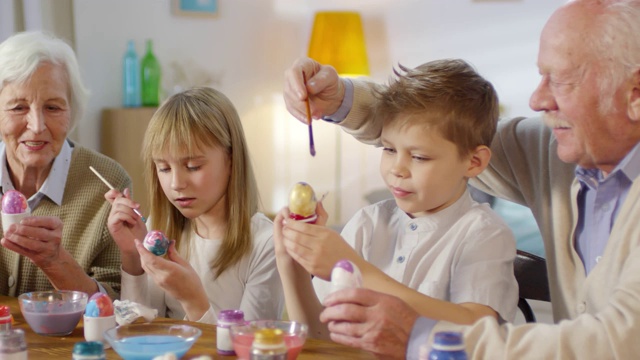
left=591, top=0, right=640, bottom=110
left=0, top=31, right=89, bottom=132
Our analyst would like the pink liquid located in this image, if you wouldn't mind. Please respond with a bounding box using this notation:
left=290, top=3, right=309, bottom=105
left=23, top=310, right=83, bottom=335
left=232, top=333, right=304, bottom=360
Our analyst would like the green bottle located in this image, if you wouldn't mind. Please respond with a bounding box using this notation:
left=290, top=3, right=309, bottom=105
left=141, top=39, right=161, bottom=107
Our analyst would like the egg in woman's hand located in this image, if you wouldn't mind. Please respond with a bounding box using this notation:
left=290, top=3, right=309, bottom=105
left=143, top=230, right=170, bottom=256
left=288, top=182, right=318, bottom=223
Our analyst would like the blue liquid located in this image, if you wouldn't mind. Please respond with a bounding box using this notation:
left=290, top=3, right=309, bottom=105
left=114, top=335, right=191, bottom=360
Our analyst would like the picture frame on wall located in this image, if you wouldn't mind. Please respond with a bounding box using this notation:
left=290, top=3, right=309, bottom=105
left=172, top=0, right=218, bottom=18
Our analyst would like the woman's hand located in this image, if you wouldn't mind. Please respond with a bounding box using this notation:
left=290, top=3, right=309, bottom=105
left=1, top=216, right=63, bottom=269
left=1, top=216, right=100, bottom=294
left=135, top=239, right=210, bottom=321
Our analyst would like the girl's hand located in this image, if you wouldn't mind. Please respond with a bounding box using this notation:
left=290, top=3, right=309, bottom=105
left=135, top=240, right=210, bottom=321
left=106, top=188, right=146, bottom=252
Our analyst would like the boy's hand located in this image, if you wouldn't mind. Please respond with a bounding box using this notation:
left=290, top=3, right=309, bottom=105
left=280, top=217, right=360, bottom=280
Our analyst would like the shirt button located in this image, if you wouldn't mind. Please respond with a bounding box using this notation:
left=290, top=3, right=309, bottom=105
left=397, top=256, right=406, bottom=263
left=8, top=275, right=15, bottom=287
left=602, top=204, right=610, bottom=211
left=595, top=256, right=602, bottom=263
left=409, top=223, right=417, bottom=231
left=577, top=302, right=586, bottom=313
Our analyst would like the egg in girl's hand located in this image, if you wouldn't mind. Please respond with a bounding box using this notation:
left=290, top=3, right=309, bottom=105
left=288, top=182, right=318, bottom=223
left=143, top=230, right=170, bottom=256
left=85, top=293, right=115, bottom=317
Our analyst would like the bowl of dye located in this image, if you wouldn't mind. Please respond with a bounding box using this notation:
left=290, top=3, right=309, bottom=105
left=104, top=323, right=201, bottom=360
left=18, top=290, right=88, bottom=336
left=229, top=320, right=308, bottom=360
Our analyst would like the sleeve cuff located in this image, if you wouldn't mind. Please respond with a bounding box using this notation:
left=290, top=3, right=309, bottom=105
left=407, top=317, right=438, bottom=360
left=321, top=78, right=353, bottom=123
left=188, top=305, right=217, bottom=325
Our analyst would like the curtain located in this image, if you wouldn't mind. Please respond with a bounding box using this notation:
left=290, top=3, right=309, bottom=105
left=0, top=0, right=75, bottom=47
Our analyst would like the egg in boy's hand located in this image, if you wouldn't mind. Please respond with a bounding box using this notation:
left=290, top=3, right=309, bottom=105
left=143, top=230, right=170, bottom=256
left=288, top=182, right=318, bottom=224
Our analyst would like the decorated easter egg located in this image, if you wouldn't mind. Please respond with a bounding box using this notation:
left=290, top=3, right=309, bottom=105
left=143, top=230, right=170, bottom=256
left=330, top=259, right=363, bottom=294
left=1, top=190, right=28, bottom=214
left=85, top=293, right=114, bottom=317
left=288, top=182, right=317, bottom=222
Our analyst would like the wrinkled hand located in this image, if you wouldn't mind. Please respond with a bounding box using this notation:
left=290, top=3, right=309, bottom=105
left=135, top=239, right=207, bottom=307
left=279, top=202, right=359, bottom=280
left=106, top=188, right=146, bottom=257
left=1, top=216, right=64, bottom=269
left=284, top=57, right=345, bottom=123
left=320, top=288, right=419, bottom=360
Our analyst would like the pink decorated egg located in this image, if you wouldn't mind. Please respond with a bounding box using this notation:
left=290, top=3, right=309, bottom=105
left=85, top=293, right=114, bottom=317
left=1, top=190, right=28, bottom=214
left=143, top=230, right=170, bottom=256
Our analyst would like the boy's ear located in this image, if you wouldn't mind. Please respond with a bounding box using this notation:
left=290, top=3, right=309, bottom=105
left=465, top=145, right=491, bottom=178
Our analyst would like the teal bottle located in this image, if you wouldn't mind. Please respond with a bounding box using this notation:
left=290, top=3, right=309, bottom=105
left=122, top=40, right=140, bottom=107
left=141, top=39, right=161, bottom=107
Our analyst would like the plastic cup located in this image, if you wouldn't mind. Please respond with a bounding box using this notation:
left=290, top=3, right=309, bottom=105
left=84, top=315, right=116, bottom=349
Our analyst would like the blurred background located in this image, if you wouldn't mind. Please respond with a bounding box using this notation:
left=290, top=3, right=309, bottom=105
left=0, top=0, right=558, bottom=257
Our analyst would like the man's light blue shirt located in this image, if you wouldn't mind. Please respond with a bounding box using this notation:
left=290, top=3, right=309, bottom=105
left=0, top=140, right=72, bottom=209
left=575, top=142, right=640, bottom=274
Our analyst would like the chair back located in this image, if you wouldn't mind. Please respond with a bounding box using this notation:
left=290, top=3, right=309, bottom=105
left=514, top=249, right=551, bottom=322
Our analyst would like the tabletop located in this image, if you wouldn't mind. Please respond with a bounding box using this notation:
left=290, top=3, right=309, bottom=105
left=1, top=295, right=374, bottom=359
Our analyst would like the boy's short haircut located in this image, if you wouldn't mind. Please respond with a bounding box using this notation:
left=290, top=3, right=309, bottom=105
left=373, top=59, right=499, bottom=157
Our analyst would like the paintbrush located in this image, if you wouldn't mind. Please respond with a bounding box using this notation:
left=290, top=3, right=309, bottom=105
left=89, top=166, right=147, bottom=223
left=306, top=95, right=316, bottom=156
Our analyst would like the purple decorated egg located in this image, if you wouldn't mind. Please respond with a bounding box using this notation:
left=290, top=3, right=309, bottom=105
left=1, top=190, right=28, bottom=214
left=143, top=230, right=170, bottom=256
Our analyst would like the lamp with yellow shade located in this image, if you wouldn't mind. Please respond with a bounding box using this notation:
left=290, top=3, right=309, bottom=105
left=307, top=11, right=369, bottom=223
left=307, top=11, right=370, bottom=77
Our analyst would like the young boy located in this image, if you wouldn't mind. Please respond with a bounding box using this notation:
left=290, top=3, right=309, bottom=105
left=273, top=59, right=517, bottom=339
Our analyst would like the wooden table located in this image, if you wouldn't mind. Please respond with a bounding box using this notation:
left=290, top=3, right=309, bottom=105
left=1, top=296, right=374, bottom=359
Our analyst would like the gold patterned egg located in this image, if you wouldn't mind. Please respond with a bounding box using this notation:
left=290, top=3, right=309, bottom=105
left=288, top=182, right=317, bottom=217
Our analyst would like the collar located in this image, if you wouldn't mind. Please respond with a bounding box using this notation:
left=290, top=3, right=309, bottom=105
left=0, top=140, right=73, bottom=206
left=396, top=189, right=474, bottom=232
left=575, top=142, right=640, bottom=188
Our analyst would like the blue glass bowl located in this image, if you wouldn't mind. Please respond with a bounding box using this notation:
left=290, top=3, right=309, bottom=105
left=104, top=323, right=201, bottom=360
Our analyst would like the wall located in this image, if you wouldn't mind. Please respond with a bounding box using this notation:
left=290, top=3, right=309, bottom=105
left=72, top=0, right=565, bottom=226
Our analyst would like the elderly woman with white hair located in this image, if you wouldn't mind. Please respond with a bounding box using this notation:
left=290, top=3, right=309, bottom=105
left=0, top=31, right=131, bottom=299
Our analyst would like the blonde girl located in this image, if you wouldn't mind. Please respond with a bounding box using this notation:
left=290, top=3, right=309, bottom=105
left=106, top=87, right=283, bottom=323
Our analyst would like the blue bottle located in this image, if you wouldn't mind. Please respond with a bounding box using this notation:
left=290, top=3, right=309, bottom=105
left=427, top=332, right=468, bottom=360
left=72, top=341, right=106, bottom=360
left=122, top=40, right=141, bottom=107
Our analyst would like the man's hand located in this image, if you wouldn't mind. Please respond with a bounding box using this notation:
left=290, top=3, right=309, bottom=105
left=284, top=57, right=345, bottom=123
left=320, top=288, right=420, bottom=360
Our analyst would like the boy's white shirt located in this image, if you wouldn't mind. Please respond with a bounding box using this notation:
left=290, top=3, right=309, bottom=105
left=312, top=190, right=518, bottom=322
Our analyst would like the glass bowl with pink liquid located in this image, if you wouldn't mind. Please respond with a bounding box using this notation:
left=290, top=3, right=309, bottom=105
left=229, top=320, right=308, bottom=360
left=18, top=290, right=88, bottom=336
